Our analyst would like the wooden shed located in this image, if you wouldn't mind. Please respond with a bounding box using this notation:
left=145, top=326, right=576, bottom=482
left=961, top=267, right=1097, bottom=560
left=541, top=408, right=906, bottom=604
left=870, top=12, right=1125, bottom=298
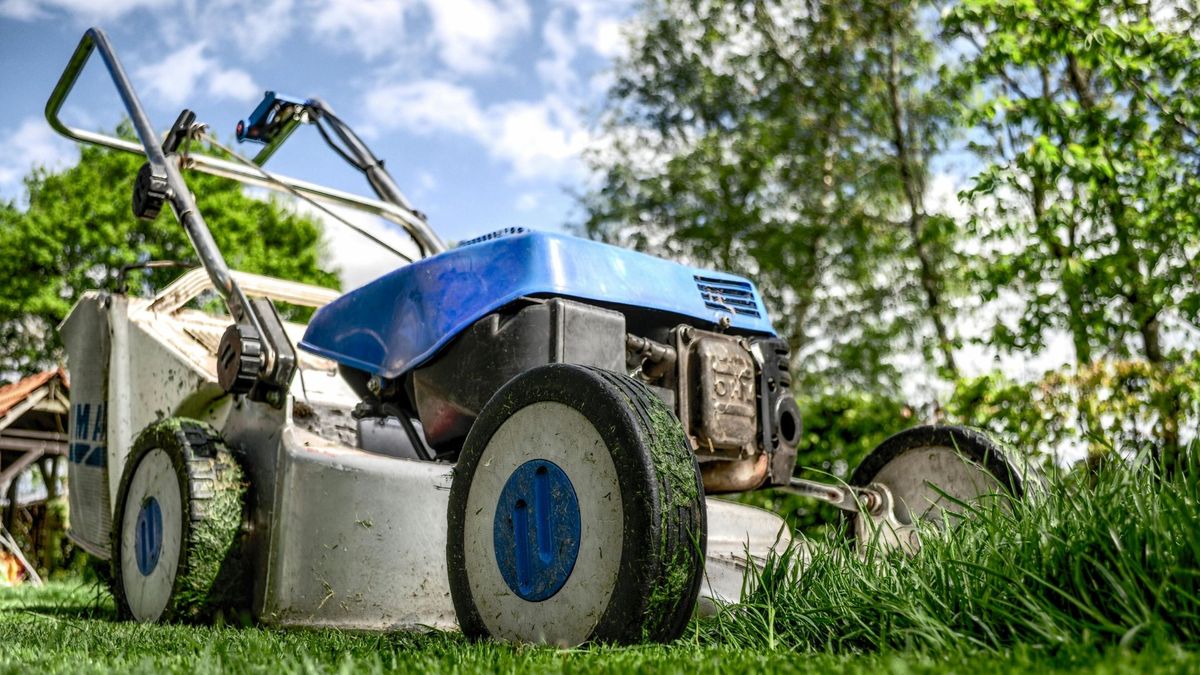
left=0, top=369, right=69, bottom=581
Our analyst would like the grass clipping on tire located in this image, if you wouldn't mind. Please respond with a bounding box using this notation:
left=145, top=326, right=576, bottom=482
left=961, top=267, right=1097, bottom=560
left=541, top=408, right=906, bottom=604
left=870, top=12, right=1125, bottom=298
left=137, top=418, right=248, bottom=621
left=178, top=440, right=245, bottom=618
left=600, top=371, right=703, bottom=642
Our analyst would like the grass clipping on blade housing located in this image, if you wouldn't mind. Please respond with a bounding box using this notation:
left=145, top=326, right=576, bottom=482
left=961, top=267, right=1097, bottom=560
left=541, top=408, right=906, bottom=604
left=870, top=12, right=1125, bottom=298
left=706, top=448, right=1200, bottom=653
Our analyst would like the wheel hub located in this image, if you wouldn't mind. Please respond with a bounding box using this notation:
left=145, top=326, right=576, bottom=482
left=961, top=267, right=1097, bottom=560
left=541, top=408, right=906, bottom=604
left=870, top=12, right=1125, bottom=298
left=492, top=459, right=581, bottom=601
left=134, top=496, right=163, bottom=576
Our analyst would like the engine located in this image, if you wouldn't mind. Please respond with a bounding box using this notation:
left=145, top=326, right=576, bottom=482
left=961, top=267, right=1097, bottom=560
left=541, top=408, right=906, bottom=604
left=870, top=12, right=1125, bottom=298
left=351, top=296, right=800, bottom=493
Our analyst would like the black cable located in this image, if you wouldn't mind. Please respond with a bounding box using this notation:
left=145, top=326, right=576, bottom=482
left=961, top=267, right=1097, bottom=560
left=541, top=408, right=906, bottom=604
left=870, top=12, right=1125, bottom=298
left=200, top=131, right=415, bottom=263
left=314, top=116, right=367, bottom=172
left=316, top=106, right=387, bottom=173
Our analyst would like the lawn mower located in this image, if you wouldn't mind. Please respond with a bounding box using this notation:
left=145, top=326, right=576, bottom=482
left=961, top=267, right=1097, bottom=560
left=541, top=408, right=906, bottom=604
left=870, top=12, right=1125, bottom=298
left=46, top=28, right=1027, bottom=645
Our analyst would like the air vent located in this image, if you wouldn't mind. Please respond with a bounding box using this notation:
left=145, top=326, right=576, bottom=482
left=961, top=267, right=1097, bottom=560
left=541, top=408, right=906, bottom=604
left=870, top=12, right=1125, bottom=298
left=694, top=275, right=761, bottom=318
left=458, top=227, right=529, bottom=248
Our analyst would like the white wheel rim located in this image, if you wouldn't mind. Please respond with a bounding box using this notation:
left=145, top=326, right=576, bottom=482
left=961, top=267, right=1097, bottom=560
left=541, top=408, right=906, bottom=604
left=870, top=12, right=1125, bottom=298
left=871, top=445, right=1008, bottom=526
left=463, top=401, right=624, bottom=645
left=120, top=447, right=183, bottom=622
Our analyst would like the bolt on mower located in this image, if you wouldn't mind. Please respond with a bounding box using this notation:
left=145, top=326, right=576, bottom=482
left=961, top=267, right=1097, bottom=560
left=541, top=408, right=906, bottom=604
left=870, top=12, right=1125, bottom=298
left=48, top=28, right=1028, bottom=645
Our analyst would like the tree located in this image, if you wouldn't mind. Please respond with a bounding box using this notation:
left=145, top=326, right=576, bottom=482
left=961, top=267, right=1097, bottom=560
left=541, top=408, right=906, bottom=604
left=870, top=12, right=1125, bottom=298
left=585, top=0, right=960, bottom=393
left=946, top=0, right=1200, bottom=365
left=0, top=132, right=339, bottom=374
left=944, top=0, right=1200, bottom=468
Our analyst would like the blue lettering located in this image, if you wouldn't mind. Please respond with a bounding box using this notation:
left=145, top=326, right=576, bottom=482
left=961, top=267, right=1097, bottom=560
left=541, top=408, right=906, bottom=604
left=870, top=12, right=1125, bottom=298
left=92, top=403, right=106, bottom=442
left=74, top=403, right=90, bottom=441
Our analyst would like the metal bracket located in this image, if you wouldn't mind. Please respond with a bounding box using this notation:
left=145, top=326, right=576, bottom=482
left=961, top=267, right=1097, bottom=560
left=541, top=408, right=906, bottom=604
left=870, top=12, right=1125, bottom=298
left=852, top=484, right=921, bottom=555
left=236, top=91, right=312, bottom=165
left=780, top=478, right=920, bottom=555
left=781, top=477, right=884, bottom=514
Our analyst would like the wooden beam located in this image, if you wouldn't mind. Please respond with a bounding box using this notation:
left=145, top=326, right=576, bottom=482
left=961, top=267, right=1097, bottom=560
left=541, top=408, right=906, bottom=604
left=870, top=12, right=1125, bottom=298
left=0, top=386, right=50, bottom=433
left=0, top=448, right=44, bottom=497
left=32, top=399, right=69, bottom=415
left=0, top=429, right=69, bottom=442
left=0, top=438, right=67, bottom=454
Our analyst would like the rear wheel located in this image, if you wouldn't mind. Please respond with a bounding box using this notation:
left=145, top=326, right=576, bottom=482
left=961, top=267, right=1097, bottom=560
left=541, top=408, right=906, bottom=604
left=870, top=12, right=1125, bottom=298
left=111, top=419, right=246, bottom=622
left=447, top=364, right=706, bottom=645
left=849, top=425, right=1024, bottom=535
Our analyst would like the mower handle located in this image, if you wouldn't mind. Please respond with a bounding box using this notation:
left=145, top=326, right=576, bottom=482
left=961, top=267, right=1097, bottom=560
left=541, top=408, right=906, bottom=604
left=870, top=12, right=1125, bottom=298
left=45, top=28, right=303, bottom=399
left=44, top=30, right=446, bottom=257
left=45, top=28, right=251, bottom=322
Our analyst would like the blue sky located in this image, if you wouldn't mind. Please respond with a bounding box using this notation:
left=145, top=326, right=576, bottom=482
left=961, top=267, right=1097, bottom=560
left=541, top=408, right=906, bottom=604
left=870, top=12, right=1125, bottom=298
left=0, top=0, right=631, bottom=286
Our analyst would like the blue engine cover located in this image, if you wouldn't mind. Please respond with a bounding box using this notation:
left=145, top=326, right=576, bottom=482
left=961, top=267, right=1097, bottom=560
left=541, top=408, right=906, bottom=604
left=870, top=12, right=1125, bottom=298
left=299, top=230, right=777, bottom=379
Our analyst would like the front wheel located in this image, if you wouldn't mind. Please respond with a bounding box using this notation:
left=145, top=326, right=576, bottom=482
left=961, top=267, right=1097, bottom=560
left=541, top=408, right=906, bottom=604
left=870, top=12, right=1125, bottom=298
left=447, top=364, right=706, bottom=646
left=110, top=419, right=247, bottom=622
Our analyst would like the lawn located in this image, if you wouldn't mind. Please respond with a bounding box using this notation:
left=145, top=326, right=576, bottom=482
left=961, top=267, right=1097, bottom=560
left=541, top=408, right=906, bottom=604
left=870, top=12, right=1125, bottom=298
left=2, top=455, right=1198, bottom=674
left=0, top=582, right=1195, bottom=674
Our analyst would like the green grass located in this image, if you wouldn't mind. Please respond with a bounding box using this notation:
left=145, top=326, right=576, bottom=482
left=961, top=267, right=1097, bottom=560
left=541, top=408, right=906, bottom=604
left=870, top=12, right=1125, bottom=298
left=1, top=582, right=1195, bottom=674
left=708, top=452, right=1200, bottom=654
left=2, top=453, right=1198, bottom=673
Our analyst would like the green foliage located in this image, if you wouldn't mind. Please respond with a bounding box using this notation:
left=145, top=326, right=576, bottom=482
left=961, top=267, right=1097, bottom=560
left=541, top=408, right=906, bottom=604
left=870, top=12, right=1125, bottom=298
left=944, top=0, right=1200, bottom=365
left=0, top=130, right=338, bottom=373
left=592, top=0, right=1200, bottom=467
left=948, top=358, right=1200, bottom=471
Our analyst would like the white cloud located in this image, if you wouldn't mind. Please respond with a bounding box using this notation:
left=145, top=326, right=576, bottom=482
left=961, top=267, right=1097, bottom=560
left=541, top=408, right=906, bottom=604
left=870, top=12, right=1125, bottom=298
left=487, top=98, right=589, bottom=180
left=135, top=43, right=261, bottom=106
left=315, top=204, right=419, bottom=290
left=365, top=80, right=589, bottom=181
left=364, top=80, right=487, bottom=138
left=414, top=170, right=438, bottom=196
left=307, top=0, right=530, bottom=74
left=311, top=0, right=410, bottom=60
left=205, top=0, right=297, bottom=59
left=515, top=192, right=540, bottom=211
left=421, top=0, right=531, bottom=74
left=570, top=0, right=629, bottom=58
left=207, top=68, right=260, bottom=102
left=536, top=8, right=576, bottom=92
left=141, top=0, right=299, bottom=60
left=536, top=1, right=632, bottom=93
left=0, top=0, right=160, bottom=21
left=0, top=117, right=77, bottom=192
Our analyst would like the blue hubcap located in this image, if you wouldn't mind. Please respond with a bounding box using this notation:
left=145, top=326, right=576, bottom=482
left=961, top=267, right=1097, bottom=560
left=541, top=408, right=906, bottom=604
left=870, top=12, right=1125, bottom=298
left=135, top=497, right=163, bottom=576
left=493, top=459, right=581, bottom=601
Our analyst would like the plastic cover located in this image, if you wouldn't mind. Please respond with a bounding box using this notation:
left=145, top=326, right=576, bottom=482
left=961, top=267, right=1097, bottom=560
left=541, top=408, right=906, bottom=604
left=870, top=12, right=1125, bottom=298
left=299, top=230, right=777, bottom=379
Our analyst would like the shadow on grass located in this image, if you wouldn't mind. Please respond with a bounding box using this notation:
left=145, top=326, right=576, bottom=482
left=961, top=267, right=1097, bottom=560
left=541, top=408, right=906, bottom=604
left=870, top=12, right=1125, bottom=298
left=3, top=579, right=115, bottom=622
left=16, top=600, right=115, bottom=621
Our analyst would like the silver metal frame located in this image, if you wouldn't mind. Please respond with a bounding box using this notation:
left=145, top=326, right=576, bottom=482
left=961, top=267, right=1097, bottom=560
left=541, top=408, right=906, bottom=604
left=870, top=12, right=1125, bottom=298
left=45, top=28, right=446, bottom=258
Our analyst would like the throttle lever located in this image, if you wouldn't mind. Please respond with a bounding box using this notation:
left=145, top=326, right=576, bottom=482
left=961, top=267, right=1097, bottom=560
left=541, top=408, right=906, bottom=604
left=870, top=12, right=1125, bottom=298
left=162, top=109, right=197, bottom=155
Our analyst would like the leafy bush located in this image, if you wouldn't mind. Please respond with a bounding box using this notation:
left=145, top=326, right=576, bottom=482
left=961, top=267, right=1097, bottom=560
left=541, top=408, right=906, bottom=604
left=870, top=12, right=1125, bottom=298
left=947, top=359, right=1200, bottom=472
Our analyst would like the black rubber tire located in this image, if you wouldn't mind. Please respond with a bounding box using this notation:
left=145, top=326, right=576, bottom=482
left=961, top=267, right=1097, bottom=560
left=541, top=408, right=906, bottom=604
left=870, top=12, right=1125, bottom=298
left=110, top=418, right=247, bottom=622
left=847, top=425, right=1024, bottom=537
left=447, top=363, right=706, bottom=645
left=849, top=425, right=1024, bottom=497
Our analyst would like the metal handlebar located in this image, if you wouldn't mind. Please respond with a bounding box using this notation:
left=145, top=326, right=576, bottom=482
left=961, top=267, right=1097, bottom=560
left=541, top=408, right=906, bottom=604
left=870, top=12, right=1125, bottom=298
left=46, top=28, right=299, bottom=400
left=46, top=28, right=253, bottom=321
left=44, top=30, right=446, bottom=257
